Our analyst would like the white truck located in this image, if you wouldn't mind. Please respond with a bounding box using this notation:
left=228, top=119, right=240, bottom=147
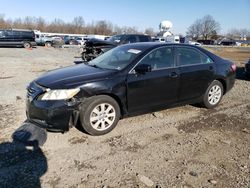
left=35, top=34, right=62, bottom=47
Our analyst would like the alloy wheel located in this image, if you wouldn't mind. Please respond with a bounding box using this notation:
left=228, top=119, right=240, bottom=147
left=208, top=85, right=222, bottom=105
left=90, top=103, right=116, bottom=131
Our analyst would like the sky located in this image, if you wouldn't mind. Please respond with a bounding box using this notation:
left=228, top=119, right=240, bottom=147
left=0, top=0, right=249, bottom=35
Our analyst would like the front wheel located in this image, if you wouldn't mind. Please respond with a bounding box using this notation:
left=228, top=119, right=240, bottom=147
left=45, top=42, right=52, bottom=47
left=79, top=95, right=120, bottom=135
left=81, top=52, right=90, bottom=62
left=202, top=80, right=224, bottom=109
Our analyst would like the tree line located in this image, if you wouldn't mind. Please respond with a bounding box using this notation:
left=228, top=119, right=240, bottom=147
left=0, top=14, right=156, bottom=36
left=187, top=15, right=250, bottom=41
left=1, top=14, right=249, bottom=40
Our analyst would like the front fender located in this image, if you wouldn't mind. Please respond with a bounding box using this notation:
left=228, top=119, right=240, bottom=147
left=77, top=77, right=128, bottom=116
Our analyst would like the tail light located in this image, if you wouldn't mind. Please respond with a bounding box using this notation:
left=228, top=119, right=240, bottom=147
left=231, top=64, right=237, bottom=72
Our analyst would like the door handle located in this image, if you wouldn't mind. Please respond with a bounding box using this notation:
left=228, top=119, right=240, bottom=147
left=169, top=72, right=178, bottom=78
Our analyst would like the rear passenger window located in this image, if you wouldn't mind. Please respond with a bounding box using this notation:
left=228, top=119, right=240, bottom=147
left=138, top=36, right=151, bottom=42
left=127, top=36, right=137, bottom=43
left=177, top=47, right=212, bottom=66
left=21, top=32, right=33, bottom=37
left=5, top=31, right=12, bottom=36
left=13, top=31, right=21, bottom=36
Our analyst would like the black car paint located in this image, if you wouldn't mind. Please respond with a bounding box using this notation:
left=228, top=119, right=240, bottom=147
left=0, top=29, right=36, bottom=47
left=26, top=43, right=235, bottom=132
left=245, top=59, right=250, bottom=77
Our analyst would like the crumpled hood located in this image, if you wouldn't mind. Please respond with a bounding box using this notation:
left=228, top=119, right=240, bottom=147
left=35, top=64, right=116, bottom=89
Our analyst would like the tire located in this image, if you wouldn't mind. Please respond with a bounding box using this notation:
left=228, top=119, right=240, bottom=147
left=45, top=42, right=52, bottom=47
left=23, top=42, right=31, bottom=48
left=79, top=95, right=120, bottom=136
left=69, top=40, right=74, bottom=45
left=81, top=52, right=88, bottom=62
left=202, top=80, right=224, bottom=109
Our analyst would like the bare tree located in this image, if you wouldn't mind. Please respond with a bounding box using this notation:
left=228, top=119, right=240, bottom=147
left=72, top=16, right=85, bottom=34
left=113, top=25, right=123, bottom=35
left=12, top=18, right=23, bottom=29
left=0, top=14, right=141, bottom=35
left=36, top=17, right=46, bottom=31
left=23, top=16, right=36, bottom=30
left=121, top=26, right=140, bottom=34
left=187, top=15, right=220, bottom=40
left=186, top=19, right=202, bottom=40
left=0, top=14, right=10, bottom=28
left=227, top=28, right=250, bottom=40
left=95, top=20, right=113, bottom=35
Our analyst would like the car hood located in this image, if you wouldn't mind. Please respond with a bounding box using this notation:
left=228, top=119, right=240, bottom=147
left=35, top=64, right=116, bottom=89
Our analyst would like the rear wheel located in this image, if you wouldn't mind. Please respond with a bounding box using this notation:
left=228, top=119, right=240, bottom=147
left=23, top=42, right=31, bottom=48
left=202, top=80, right=224, bottom=109
left=80, top=95, right=120, bottom=135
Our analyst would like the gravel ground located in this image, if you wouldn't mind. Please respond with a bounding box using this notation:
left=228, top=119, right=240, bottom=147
left=0, top=46, right=249, bottom=188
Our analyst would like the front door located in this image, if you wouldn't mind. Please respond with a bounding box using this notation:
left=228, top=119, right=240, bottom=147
left=127, top=46, right=179, bottom=113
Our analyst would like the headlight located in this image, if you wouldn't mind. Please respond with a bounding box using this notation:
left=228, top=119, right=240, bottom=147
left=39, top=88, right=80, bottom=100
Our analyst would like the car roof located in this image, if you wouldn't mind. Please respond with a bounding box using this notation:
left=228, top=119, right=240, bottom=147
left=122, top=42, right=200, bottom=49
left=121, top=42, right=219, bottom=60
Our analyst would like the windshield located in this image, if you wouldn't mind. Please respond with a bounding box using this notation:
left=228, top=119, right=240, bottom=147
left=88, top=45, right=143, bottom=70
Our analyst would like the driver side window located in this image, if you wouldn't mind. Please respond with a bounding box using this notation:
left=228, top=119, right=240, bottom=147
left=137, top=47, right=174, bottom=70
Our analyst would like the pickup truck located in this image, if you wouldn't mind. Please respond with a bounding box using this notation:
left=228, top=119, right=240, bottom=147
left=35, top=34, right=62, bottom=47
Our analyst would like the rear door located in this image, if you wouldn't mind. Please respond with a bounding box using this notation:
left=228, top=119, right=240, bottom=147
left=127, top=46, right=179, bottom=112
left=12, top=31, right=22, bottom=44
left=176, top=46, right=215, bottom=101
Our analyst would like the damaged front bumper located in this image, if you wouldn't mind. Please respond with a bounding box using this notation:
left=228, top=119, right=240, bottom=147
left=26, top=82, right=80, bottom=133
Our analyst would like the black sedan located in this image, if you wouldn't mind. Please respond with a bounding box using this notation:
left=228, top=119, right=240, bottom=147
left=26, top=43, right=236, bottom=135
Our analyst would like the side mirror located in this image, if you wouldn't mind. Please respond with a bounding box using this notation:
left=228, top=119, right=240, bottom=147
left=134, top=64, right=152, bottom=74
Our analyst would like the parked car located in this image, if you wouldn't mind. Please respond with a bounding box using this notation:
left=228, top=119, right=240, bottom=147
left=245, top=59, right=250, bottom=78
left=26, top=43, right=236, bottom=135
left=0, top=29, right=36, bottom=48
left=189, top=41, right=202, bottom=46
left=35, top=34, right=63, bottom=47
left=81, top=34, right=152, bottom=61
left=76, top=37, right=87, bottom=45
left=64, top=36, right=79, bottom=45
left=197, top=40, right=215, bottom=45
left=153, top=37, right=166, bottom=42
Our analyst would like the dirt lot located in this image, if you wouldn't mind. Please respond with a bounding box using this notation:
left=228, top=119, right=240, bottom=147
left=0, top=46, right=249, bottom=188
